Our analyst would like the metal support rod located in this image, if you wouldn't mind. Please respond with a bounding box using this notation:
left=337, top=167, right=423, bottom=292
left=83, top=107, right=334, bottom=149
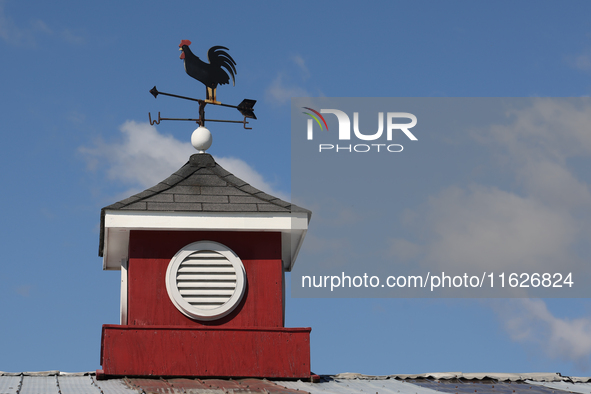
left=151, top=86, right=239, bottom=108
left=206, top=118, right=248, bottom=124
left=149, top=112, right=251, bottom=129
left=199, top=101, right=206, bottom=127
left=150, top=86, right=256, bottom=118
left=150, top=87, right=203, bottom=104
left=149, top=86, right=255, bottom=128
left=216, top=102, right=239, bottom=110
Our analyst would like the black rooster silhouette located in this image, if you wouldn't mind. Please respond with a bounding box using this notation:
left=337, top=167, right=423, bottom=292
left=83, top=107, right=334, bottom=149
left=179, top=40, right=237, bottom=103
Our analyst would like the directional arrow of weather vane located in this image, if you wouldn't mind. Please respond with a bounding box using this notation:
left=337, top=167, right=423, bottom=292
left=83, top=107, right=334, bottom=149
left=148, top=42, right=256, bottom=129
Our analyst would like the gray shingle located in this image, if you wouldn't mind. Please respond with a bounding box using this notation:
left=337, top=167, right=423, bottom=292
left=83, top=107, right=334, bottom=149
left=229, top=195, right=265, bottom=204
left=257, top=203, right=291, bottom=212
left=117, top=196, right=141, bottom=205
left=268, top=198, right=291, bottom=208
left=202, top=203, right=258, bottom=212
left=120, top=202, right=147, bottom=210
left=148, top=183, right=171, bottom=193
left=173, top=163, right=198, bottom=178
left=131, top=190, right=156, bottom=200
left=174, top=194, right=228, bottom=203
left=253, top=191, right=277, bottom=202
left=194, top=166, right=216, bottom=175
left=222, top=174, right=248, bottom=187
left=189, top=153, right=216, bottom=167
left=144, top=194, right=174, bottom=203
left=162, top=185, right=201, bottom=194
left=147, top=202, right=203, bottom=211
left=178, top=174, right=227, bottom=186
left=104, top=202, right=125, bottom=209
left=212, top=165, right=231, bottom=177
left=201, top=186, right=248, bottom=196
left=238, top=184, right=261, bottom=194
left=161, top=174, right=185, bottom=186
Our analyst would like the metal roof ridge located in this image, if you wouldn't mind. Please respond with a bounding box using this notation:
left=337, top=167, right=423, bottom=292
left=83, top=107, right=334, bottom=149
left=0, top=371, right=94, bottom=376
left=330, top=372, right=576, bottom=382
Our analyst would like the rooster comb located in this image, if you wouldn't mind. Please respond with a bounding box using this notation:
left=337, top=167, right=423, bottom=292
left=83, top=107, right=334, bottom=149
left=179, top=39, right=192, bottom=47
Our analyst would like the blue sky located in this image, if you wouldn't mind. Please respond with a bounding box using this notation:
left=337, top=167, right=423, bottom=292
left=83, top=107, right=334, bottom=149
left=2, top=0, right=591, bottom=376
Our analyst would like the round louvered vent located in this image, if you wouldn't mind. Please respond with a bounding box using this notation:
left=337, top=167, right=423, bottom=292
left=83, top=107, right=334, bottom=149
left=165, top=241, right=246, bottom=321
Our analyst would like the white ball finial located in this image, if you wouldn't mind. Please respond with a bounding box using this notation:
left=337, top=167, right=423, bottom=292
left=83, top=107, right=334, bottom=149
left=191, top=126, right=212, bottom=153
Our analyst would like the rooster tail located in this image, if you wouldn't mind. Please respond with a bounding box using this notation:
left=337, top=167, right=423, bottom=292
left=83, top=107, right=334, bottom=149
left=208, top=46, right=237, bottom=86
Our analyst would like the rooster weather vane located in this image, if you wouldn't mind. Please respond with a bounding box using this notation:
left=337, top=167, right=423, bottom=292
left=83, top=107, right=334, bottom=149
left=149, top=40, right=256, bottom=131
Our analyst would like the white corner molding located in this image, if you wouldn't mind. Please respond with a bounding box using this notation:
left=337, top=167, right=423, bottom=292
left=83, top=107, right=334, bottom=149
left=120, top=258, right=128, bottom=325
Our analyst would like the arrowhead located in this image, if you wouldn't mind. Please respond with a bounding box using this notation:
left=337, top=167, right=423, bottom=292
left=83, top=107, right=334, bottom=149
left=150, top=86, right=159, bottom=99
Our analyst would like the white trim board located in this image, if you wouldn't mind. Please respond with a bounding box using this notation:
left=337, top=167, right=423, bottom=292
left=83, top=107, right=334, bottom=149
left=102, top=210, right=309, bottom=272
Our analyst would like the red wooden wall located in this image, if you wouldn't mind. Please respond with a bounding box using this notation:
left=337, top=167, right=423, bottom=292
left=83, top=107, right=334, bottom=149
left=100, top=325, right=311, bottom=378
left=127, top=230, right=284, bottom=327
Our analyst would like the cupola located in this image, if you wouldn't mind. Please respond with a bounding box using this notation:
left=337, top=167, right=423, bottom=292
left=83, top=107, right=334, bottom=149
left=97, top=149, right=311, bottom=379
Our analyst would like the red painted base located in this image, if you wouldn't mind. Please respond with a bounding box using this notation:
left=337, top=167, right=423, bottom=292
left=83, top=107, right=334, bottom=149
left=100, top=325, right=311, bottom=379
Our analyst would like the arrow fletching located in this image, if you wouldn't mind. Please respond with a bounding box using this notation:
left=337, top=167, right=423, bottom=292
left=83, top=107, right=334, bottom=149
left=237, top=99, right=257, bottom=119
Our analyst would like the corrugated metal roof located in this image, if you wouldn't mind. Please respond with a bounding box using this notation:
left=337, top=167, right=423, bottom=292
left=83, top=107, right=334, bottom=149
left=59, top=376, right=105, bottom=394
left=277, top=376, right=590, bottom=394
left=406, top=378, right=566, bottom=394
left=2, top=372, right=591, bottom=394
left=527, top=381, right=591, bottom=394
left=92, top=378, right=138, bottom=394
left=279, top=377, right=444, bottom=394
left=20, top=376, right=59, bottom=394
left=375, top=373, right=566, bottom=382
left=0, top=375, right=21, bottom=394
left=327, top=372, right=569, bottom=382
left=124, top=377, right=305, bottom=394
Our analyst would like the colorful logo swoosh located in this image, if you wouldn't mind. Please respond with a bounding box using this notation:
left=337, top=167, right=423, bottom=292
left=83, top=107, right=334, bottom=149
left=302, top=107, right=329, bottom=131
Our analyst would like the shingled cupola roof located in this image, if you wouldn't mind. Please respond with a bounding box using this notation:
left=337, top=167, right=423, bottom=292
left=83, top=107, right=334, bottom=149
left=99, top=153, right=311, bottom=271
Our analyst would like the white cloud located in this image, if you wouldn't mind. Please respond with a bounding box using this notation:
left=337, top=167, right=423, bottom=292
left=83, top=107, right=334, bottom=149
left=568, top=48, right=591, bottom=72
left=215, top=156, right=289, bottom=201
left=297, top=233, right=356, bottom=269
left=480, top=100, right=591, bottom=367
left=387, top=238, right=421, bottom=261
left=0, top=0, right=30, bottom=45
left=292, top=55, right=310, bottom=80
left=60, top=28, right=84, bottom=45
left=487, top=98, right=591, bottom=211
left=394, top=99, right=591, bottom=274
left=80, top=121, right=194, bottom=188
left=518, top=159, right=591, bottom=209
left=0, top=1, right=83, bottom=45
left=489, top=98, right=591, bottom=161
left=265, top=73, right=310, bottom=105
left=79, top=121, right=288, bottom=200
left=422, top=185, right=577, bottom=272
left=15, top=285, right=32, bottom=297
left=30, top=19, right=51, bottom=34
left=265, top=54, right=316, bottom=105
left=385, top=98, right=591, bottom=366
left=493, top=299, right=591, bottom=369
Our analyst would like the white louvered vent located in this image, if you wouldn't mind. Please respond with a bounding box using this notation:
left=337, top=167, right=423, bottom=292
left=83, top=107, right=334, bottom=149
left=166, top=241, right=246, bottom=321
left=177, top=250, right=237, bottom=309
